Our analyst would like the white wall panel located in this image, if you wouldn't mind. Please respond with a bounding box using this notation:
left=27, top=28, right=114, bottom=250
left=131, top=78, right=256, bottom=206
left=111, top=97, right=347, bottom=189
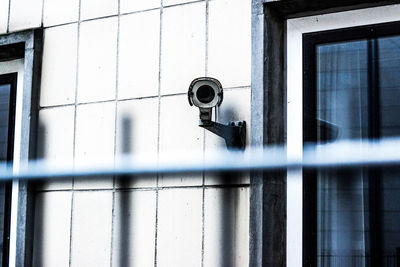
left=80, top=0, right=117, bottom=21
left=37, top=106, right=74, bottom=190
left=204, top=187, right=249, bottom=267
left=78, top=17, right=118, bottom=103
left=208, top=0, right=251, bottom=88
left=160, top=3, right=205, bottom=95
left=40, top=24, right=78, bottom=107
left=43, top=0, right=79, bottom=26
left=119, top=10, right=160, bottom=99
left=8, top=0, right=42, bottom=32
left=115, top=98, right=158, bottom=188
left=157, top=188, right=202, bottom=267
left=70, top=191, right=112, bottom=267
left=112, top=190, right=156, bottom=267
left=75, top=102, right=115, bottom=189
left=32, top=192, right=72, bottom=267
left=120, top=0, right=160, bottom=13
left=0, top=0, right=8, bottom=34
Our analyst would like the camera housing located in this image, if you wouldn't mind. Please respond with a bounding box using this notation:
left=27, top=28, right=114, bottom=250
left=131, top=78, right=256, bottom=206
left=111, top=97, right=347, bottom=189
left=188, top=77, right=223, bottom=124
left=188, top=77, right=246, bottom=150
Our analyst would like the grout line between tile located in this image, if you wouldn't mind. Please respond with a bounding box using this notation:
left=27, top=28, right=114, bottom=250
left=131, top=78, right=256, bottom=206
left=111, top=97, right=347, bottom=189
left=110, top=0, right=121, bottom=265
left=41, top=0, right=45, bottom=27
left=154, top=1, right=163, bottom=265
left=34, top=183, right=250, bottom=193
left=41, top=0, right=217, bottom=32
left=38, top=85, right=251, bottom=111
left=201, top=2, right=208, bottom=266
left=6, top=0, right=11, bottom=33
left=68, top=0, right=82, bottom=265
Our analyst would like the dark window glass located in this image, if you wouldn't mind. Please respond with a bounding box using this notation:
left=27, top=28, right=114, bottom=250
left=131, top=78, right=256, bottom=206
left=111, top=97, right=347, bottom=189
left=304, top=22, right=400, bottom=267
left=0, top=73, right=17, bottom=267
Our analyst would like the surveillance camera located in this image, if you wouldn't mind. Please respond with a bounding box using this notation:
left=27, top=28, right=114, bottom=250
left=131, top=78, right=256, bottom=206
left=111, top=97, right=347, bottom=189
left=188, top=77, right=223, bottom=124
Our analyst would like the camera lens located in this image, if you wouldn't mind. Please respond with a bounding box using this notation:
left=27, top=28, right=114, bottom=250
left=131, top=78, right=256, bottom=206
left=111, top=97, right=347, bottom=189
left=196, top=85, right=215, bottom=103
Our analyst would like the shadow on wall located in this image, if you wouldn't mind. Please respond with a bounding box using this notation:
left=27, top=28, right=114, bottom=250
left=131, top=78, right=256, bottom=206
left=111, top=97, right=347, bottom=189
left=116, top=115, right=133, bottom=267
left=32, top=114, right=243, bottom=266
left=217, top=104, right=249, bottom=148
left=31, top=122, right=45, bottom=266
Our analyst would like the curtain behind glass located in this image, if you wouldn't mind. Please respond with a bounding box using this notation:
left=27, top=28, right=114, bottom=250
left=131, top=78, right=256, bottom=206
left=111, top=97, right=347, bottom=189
left=316, top=40, right=369, bottom=267
left=0, top=84, right=12, bottom=267
left=315, top=35, right=400, bottom=267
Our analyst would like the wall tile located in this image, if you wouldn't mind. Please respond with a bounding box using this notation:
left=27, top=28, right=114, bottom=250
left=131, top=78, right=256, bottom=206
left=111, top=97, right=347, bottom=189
left=78, top=17, right=117, bottom=103
left=37, top=106, right=74, bottom=190
left=75, top=102, right=115, bottom=189
left=8, top=0, right=42, bottom=32
left=70, top=191, right=113, bottom=267
left=157, top=188, right=202, bottom=267
left=163, top=0, right=197, bottom=7
left=205, top=88, right=251, bottom=185
left=112, top=190, right=156, bottom=267
left=204, top=187, right=249, bottom=267
left=0, top=0, right=8, bottom=34
left=38, top=106, right=75, bottom=163
left=119, top=11, right=160, bottom=99
left=43, top=0, right=79, bottom=26
left=208, top=0, right=251, bottom=88
left=120, top=0, right=159, bottom=13
left=159, top=95, right=203, bottom=186
left=160, top=3, right=205, bottom=95
left=115, top=98, right=158, bottom=188
left=40, top=24, right=77, bottom=107
left=80, top=0, right=117, bottom=21
left=32, top=192, right=72, bottom=267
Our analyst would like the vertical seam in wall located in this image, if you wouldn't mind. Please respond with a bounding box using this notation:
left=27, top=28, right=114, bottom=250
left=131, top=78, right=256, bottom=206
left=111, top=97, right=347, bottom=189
left=69, top=0, right=82, bottom=265
left=155, top=1, right=163, bottom=266
left=201, top=1, right=209, bottom=266
left=41, top=0, right=45, bottom=27
left=6, top=0, right=11, bottom=33
left=110, top=0, right=121, bottom=265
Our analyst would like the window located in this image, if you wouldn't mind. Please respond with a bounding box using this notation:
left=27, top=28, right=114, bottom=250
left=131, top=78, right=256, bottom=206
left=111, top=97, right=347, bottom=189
left=0, top=31, right=42, bottom=267
left=286, top=4, right=400, bottom=267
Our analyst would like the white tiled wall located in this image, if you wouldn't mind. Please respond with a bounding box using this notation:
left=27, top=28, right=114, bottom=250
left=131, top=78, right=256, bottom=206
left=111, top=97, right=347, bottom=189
left=0, top=0, right=9, bottom=34
left=42, top=0, right=79, bottom=27
left=40, top=24, right=77, bottom=106
left=32, top=192, right=72, bottom=267
left=4, top=0, right=253, bottom=265
left=70, top=191, right=113, bottom=267
left=80, top=0, right=118, bottom=21
left=118, top=10, right=160, bottom=99
left=160, top=2, right=206, bottom=95
left=208, top=0, right=251, bottom=88
left=77, top=17, right=118, bottom=103
left=157, top=188, right=203, bottom=267
left=112, top=190, right=156, bottom=267
left=8, top=0, right=42, bottom=32
left=204, top=187, right=249, bottom=267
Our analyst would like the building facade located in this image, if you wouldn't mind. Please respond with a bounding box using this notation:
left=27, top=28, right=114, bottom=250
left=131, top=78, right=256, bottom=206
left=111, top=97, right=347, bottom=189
left=0, top=0, right=400, bottom=266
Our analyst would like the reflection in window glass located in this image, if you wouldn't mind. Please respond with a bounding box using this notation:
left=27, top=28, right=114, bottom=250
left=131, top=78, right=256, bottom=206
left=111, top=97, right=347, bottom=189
left=316, top=34, right=400, bottom=266
left=0, top=80, right=14, bottom=267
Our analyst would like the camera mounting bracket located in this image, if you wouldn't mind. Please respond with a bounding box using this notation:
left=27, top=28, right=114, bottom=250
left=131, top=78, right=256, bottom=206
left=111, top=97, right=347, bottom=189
left=199, top=120, right=246, bottom=150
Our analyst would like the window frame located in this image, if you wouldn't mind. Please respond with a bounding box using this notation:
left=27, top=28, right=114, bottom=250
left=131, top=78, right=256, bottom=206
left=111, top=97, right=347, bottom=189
left=286, top=4, right=400, bottom=267
left=0, top=73, right=17, bottom=267
left=0, top=30, right=42, bottom=267
left=302, top=20, right=400, bottom=266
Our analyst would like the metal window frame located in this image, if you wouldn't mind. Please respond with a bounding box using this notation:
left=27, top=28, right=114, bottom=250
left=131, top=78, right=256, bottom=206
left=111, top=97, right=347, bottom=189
left=285, top=4, right=400, bottom=267
left=0, top=30, right=42, bottom=267
left=251, top=1, right=400, bottom=266
left=302, top=20, right=400, bottom=266
left=0, top=72, right=18, bottom=267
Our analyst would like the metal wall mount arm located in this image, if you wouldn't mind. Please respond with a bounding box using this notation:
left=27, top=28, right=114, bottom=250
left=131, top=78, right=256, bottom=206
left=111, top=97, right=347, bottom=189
left=199, top=121, right=246, bottom=150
